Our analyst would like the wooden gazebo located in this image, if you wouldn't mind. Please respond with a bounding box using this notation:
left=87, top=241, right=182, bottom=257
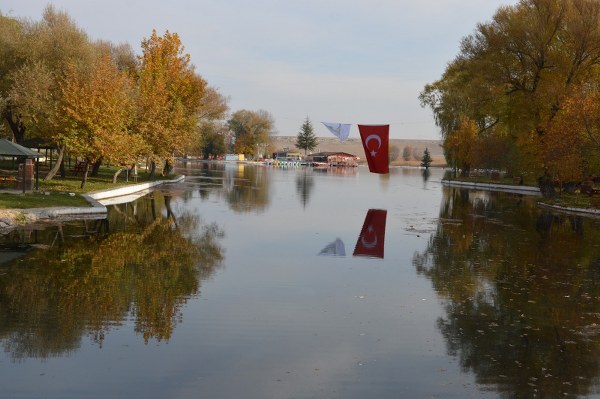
left=0, top=139, right=42, bottom=192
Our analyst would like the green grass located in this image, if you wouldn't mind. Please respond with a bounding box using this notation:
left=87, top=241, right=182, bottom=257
left=443, top=170, right=600, bottom=211
left=0, top=191, right=91, bottom=209
left=442, top=170, right=538, bottom=186
left=39, top=169, right=172, bottom=194
left=0, top=165, right=176, bottom=209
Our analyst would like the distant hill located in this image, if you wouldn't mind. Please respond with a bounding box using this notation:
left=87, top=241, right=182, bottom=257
left=270, top=136, right=446, bottom=167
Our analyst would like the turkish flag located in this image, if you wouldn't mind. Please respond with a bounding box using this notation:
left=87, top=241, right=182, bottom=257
left=358, top=124, right=389, bottom=174
left=353, top=209, right=387, bottom=259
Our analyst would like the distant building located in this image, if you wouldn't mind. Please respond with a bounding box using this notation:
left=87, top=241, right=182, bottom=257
left=306, top=152, right=358, bottom=167
left=272, top=150, right=302, bottom=161
left=225, top=154, right=245, bottom=161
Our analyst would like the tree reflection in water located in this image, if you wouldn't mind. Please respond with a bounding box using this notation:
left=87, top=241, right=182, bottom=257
left=296, top=169, right=314, bottom=209
left=0, top=191, right=224, bottom=360
left=224, top=163, right=270, bottom=213
left=413, top=187, right=600, bottom=398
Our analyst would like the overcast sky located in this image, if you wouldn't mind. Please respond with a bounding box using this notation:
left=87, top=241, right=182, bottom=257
left=1, top=0, right=518, bottom=139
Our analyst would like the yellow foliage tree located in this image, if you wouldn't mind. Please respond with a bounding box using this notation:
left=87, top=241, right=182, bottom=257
left=136, top=30, right=206, bottom=176
left=444, top=115, right=477, bottom=175
left=542, top=87, right=600, bottom=182
left=60, top=52, right=143, bottom=188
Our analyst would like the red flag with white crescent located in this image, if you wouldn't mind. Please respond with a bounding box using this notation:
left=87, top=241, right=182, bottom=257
left=358, top=124, right=389, bottom=174
left=353, top=209, right=387, bottom=259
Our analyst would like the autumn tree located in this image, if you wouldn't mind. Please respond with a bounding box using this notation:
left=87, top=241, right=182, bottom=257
left=198, top=86, right=229, bottom=122
left=197, top=86, right=229, bottom=158
left=60, top=52, right=144, bottom=188
left=136, top=30, right=206, bottom=176
left=0, top=6, right=97, bottom=181
left=444, top=116, right=477, bottom=175
left=540, top=86, right=600, bottom=183
left=228, top=109, right=274, bottom=156
left=295, top=117, right=318, bottom=155
left=198, top=122, right=227, bottom=159
left=94, top=40, right=138, bottom=74
left=420, top=0, right=600, bottom=183
left=0, top=13, right=27, bottom=140
left=7, top=61, right=55, bottom=141
left=5, top=6, right=94, bottom=145
left=564, top=87, right=600, bottom=176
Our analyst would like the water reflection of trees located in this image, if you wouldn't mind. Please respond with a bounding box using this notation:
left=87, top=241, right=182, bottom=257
left=224, top=164, right=269, bottom=213
left=0, top=191, right=224, bottom=360
left=176, top=162, right=270, bottom=213
left=296, top=169, right=314, bottom=208
left=413, top=187, right=600, bottom=398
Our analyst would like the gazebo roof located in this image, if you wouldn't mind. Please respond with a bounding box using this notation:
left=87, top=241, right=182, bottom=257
left=19, top=137, right=57, bottom=150
left=0, top=139, right=42, bottom=158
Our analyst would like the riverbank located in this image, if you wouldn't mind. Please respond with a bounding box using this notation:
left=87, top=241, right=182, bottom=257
left=442, top=178, right=600, bottom=218
left=0, top=176, right=184, bottom=230
left=441, top=179, right=541, bottom=195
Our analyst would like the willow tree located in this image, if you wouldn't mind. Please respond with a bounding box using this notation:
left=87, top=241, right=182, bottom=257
left=420, top=0, right=600, bottom=183
left=5, top=6, right=94, bottom=143
left=136, top=30, right=206, bottom=176
left=2, top=6, right=95, bottom=181
left=0, top=13, right=27, bottom=139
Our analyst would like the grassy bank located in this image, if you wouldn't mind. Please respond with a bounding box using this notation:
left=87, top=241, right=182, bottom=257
left=0, top=191, right=91, bottom=209
left=537, top=193, right=600, bottom=211
left=442, top=170, right=538, bottom=187
left=0, top=165, right=174, bottom=209
left=443, top=171, right=600, bottom=211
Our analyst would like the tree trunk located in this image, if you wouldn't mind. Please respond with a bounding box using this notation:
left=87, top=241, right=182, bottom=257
left=4, top=108, right=26, bottom=143
left=112, top=168, right=124, bottom=184
left=60, top=156, right=66, bottom=178
left=538, top=173, right=556, bottom=198
left=80, top=161, right=89, bottom=190
left=164, top=195, right=177, bottom=227
left=149, top=160, right=156, bottom=178
left=163, top=159, right=173, bottom=176
left=150, top=195, right=157, bottom=220
left=91, top=159, right=102, bottom=177
left=44, top=147, right=65, bottom=181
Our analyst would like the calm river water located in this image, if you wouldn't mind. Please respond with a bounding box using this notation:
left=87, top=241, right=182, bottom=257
left=1, top=163, right=600, bottom=398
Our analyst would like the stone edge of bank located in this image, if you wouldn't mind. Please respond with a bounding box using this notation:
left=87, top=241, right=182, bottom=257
left=0, top=175, right=185, bottom=229
left=441, top=179, right=600, bottom=218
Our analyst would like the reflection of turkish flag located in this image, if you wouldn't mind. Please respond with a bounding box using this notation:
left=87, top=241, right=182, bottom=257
left=358, top=124, right=389, bottom=174
left=353, top=209, right=387, bottom=259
